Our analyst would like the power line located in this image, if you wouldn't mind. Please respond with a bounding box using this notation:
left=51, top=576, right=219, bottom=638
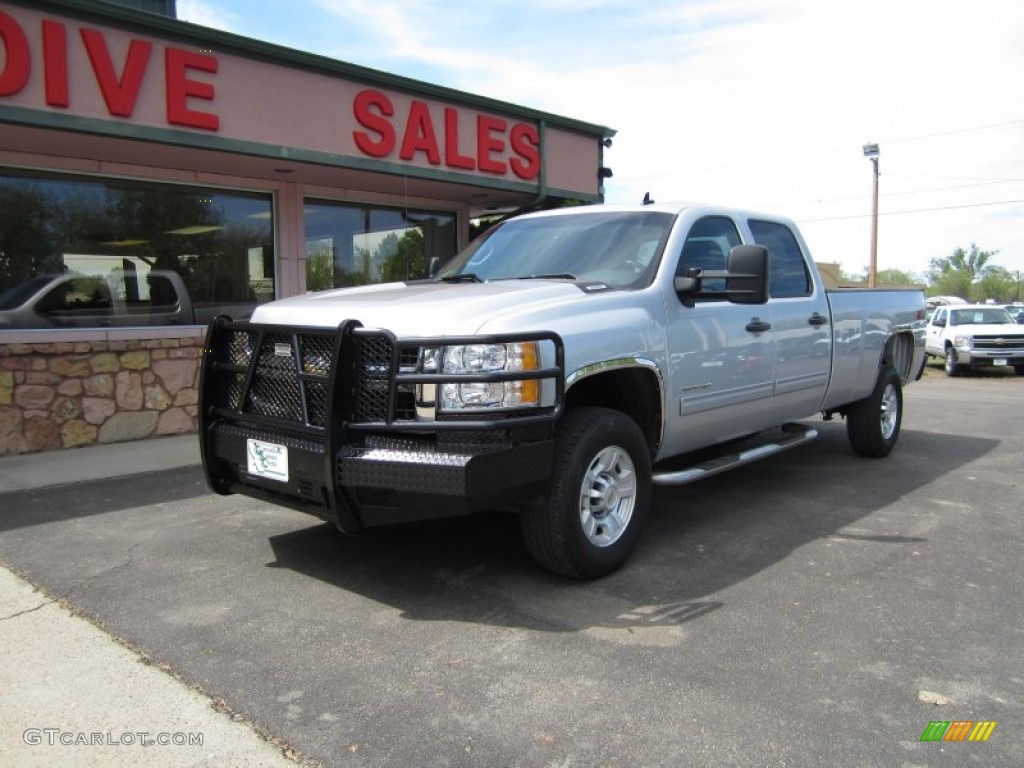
left=614, top=119, right=1024, bottom=184
left=880, top=119, right=1024, bottom=147
left=797, top=198, right=1024, bottom=223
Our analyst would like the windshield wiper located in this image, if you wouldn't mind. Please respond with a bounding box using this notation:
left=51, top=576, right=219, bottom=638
left=437, top=273, right=483, bottom=283
left=519, top=273, right=578, bottom=281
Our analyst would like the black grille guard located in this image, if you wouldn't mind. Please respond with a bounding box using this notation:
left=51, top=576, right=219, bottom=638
left=199, top=316, right=565, bottom=517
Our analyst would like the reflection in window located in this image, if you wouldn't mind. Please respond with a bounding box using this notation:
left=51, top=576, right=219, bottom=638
left=0, top=170, right=273, bottom=328
left=304, top=201, right=456, bottom=291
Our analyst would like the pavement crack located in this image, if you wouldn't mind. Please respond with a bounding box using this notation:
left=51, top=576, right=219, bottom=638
left=0, top=597, right=57, bottom=621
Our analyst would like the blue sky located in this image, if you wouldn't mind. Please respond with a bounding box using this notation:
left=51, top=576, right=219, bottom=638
left=177, top=0, right=1024, bottom=281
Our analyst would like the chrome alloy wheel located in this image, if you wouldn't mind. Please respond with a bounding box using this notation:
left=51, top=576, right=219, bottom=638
left=880, top=381, right=900, bottom=441
left=578, top=445, right=636, bottom=547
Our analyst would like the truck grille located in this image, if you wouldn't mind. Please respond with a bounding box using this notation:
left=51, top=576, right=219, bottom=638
left=201, top=319, right=564, bottom=440
left=972, top=334, right=1024, bottom=351
left=208, top=322, right=415, bottom=430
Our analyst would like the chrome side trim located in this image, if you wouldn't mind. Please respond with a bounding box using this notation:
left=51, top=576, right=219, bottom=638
left=566, top=357, right=666, bottom=446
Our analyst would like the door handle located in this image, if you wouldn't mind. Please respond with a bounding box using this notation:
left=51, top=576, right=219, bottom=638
left=809, top=312, right=828, bottom=326
left=746, top=318, right=771, bottom=333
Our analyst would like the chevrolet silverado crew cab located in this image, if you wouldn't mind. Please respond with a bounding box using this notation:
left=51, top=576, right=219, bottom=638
left=199, top=203, right=926, bottom=578
left=924, top=303, right=1024, bottom=376
left=0, top=269, right=195, bottom=329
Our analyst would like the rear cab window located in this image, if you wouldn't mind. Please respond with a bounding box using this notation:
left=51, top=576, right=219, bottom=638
left=748, top=220, right=811, bottom=298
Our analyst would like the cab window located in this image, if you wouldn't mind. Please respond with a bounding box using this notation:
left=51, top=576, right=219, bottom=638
left=748, top=220, right=811, bottom=298
left=676, top=216, right=742, bottom=296
left=36, top=276, right=113, bottom=317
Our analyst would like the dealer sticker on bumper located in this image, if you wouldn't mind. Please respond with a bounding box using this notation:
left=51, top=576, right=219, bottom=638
left=247, top=439, right=289, bottom=482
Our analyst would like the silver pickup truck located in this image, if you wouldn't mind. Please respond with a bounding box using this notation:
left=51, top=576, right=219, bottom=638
left=0, top=270, right=196, bottom=328
left=199, top=203, right=926, bottom=578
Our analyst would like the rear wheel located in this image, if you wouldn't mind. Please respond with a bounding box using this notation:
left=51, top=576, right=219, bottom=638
left=846, top=365, right=902, bottom=458
left=520, top=407, right=651, bottom=579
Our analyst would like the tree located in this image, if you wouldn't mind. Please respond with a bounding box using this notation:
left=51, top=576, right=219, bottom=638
left=304, top=243, right=334, bottom=292
left=875, top=268, right=921, bottom=286
left=927, top=244, right=998, bottom=301
left=379, top=229, right=426, bottom=282
left=0, top=184, right=62, bottom=292
left=930, top=243, right=996, bottom=278
left=975, top=266, right=1018, bottom=303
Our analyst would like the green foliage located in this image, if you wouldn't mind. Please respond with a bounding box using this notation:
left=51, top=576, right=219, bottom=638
left=975, top=266, right=1020, bottom=303
left=0, top=184, right=63, bottom=291
left=379, top=229, right=426, bottom=282
left=875, top=268, right=921, bottom=286
left=304, top=243, right=334, bottom=292
left=925, top=243, right=1017, bottom=303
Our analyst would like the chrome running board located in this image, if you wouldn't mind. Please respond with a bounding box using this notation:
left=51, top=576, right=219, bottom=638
left=652, top=423, right=818, bottom=486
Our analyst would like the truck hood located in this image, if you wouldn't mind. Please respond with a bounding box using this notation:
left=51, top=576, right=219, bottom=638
left=250, top=280, right=602, bottom=336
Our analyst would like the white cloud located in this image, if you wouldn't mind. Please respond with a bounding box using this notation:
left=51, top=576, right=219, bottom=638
left=176, top=0, right=240, bottom=32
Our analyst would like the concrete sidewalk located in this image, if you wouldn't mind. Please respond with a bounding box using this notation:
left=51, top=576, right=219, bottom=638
left=0, top=437, right=303, bottom=767
left=0, top=434, right=201, bottom=493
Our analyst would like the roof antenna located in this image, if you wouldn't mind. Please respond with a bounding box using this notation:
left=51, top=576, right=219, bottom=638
left=642, top=192, right=654, bottom=205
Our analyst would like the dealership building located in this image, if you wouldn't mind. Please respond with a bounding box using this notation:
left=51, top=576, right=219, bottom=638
left=0, top=0, right=614, bottom=455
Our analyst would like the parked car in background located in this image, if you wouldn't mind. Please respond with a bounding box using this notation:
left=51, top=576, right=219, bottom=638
left=1003, top=303, right=1024, bottom=323
left=925, top=304, right=1024, bottom=376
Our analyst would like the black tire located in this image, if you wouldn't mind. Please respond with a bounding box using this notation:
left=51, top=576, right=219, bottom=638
left=944, top=347, right=962, bottom=377
left=520, top=407, right=651, bottom=579
left=846, top=365, right=903, bottom=458
left=1014, top=364, right=1024, bottom=376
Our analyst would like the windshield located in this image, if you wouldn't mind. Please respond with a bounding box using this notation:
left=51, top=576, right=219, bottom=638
left=949, top=308, right=1014, bottom=325
left=438, top=211, right=675, bottom=289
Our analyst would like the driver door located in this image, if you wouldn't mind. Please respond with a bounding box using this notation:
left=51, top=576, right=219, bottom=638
left=662, top=215, right=776, bottom=456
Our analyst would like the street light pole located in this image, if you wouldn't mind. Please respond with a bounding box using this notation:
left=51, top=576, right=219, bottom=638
left=863, top=143, right=880, bottom=288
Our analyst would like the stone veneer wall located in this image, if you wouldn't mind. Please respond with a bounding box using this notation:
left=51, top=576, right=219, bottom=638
left=0, top=328, right=205, bottom=456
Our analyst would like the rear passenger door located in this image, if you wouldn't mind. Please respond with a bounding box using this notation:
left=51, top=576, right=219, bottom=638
left=747, top=219, right=831, bottom=420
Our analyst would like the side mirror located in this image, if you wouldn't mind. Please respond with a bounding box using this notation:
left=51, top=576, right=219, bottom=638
left=725, top=244, right=769, bottom=305
left=674, top=244, right=769, bottom=305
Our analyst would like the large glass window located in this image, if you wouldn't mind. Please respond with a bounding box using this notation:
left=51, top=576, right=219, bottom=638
left=0, top=170, right=273, bottom=329
left=304, top=201, right=456, bottom=290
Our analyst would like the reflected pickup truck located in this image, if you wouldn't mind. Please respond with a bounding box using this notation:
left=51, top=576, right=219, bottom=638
left=0, top=270, right=195, bottom=329
left=199, top=203, right=926, bottom=578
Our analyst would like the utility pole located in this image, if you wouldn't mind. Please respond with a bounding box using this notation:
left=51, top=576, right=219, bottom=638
left=863, top=143, right=880, bottom=288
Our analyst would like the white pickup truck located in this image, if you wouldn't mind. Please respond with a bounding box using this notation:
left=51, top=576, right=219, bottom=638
left=924, top=303, right=1024, bottom=376
left=199, top=203, right=926, bottom=578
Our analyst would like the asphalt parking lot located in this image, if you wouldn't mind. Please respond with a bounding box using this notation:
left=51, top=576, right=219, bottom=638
left=2, top=366, right=1022, bottom=767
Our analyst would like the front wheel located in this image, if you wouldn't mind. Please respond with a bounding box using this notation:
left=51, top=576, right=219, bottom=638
left=944, top=347, right=963, bottom=377
left=846, top=365, right=903, bottom=458
left=520, top=407, right=651, bottom=579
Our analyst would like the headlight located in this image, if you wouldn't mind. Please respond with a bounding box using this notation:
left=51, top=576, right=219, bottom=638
left=438, top=342, right=541, bottom=411
left=953, top=334, right=972, bottom=348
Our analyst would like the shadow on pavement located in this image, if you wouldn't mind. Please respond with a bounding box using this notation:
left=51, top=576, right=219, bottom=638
left=0, top=466, right=209, bottom=533
left=262, top=420, right=997, bottom=632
